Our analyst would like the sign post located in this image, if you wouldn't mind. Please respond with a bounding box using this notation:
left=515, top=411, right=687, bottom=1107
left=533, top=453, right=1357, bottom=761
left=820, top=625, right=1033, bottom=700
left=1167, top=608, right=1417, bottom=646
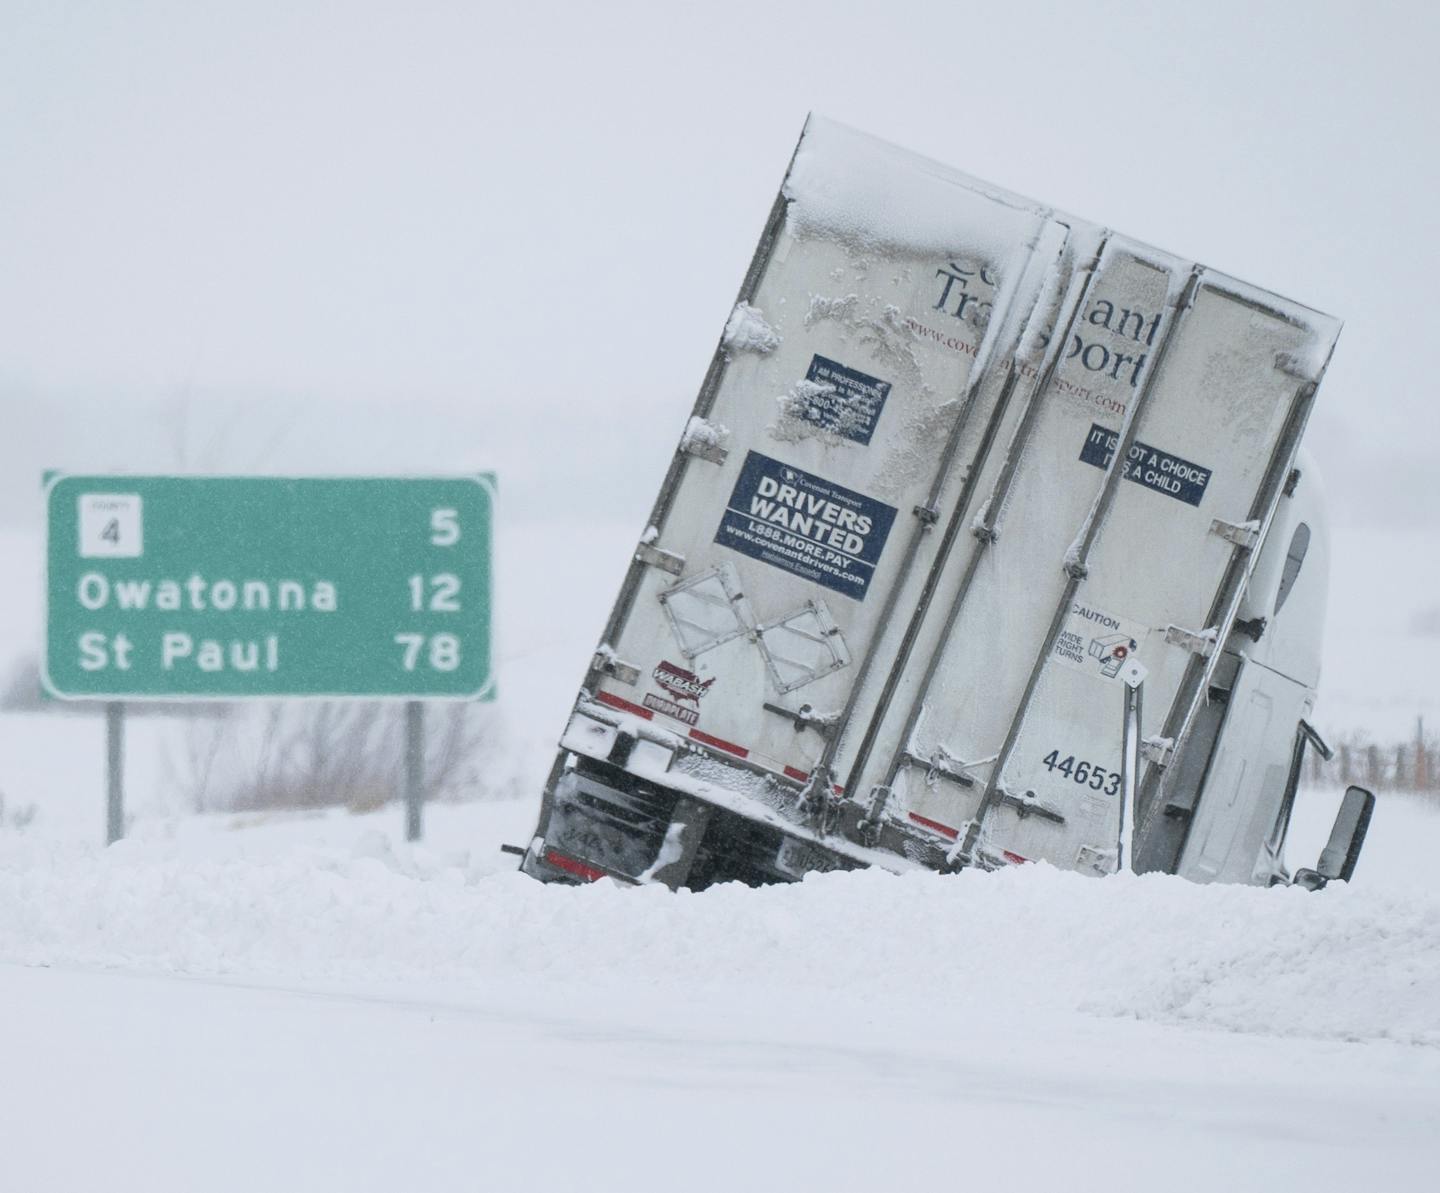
left=106, top=702, right=124, bottom=844
left=44, top=475, right=494, bottom=841
left=405, top=700, right=424, bottom=842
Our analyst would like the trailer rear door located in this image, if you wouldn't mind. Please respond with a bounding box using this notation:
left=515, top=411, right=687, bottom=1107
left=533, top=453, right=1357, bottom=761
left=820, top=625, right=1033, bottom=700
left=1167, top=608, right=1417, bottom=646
left=588, top=119, right=1072, bottom=793
left=855, top=237, right=1339, bottom=873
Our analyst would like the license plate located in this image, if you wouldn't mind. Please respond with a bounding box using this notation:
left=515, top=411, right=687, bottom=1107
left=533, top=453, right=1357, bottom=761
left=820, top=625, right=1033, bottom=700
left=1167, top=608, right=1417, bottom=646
left=775, top=834, right=836, bottom=879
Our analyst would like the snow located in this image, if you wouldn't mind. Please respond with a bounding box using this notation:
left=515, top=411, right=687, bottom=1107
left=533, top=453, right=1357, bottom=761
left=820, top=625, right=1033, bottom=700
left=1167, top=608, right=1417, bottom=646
left=3, top=793, right=1440, bottom=1190
left=1016, top=231, right=1089, bottom=365
left=638, top=819, right=688, bottom=881
left=784, top=115, right=1046, bottom=261
left=721, top=301, right=780, bottom=354
left=768, top=377, right=868, bottom=446
left=7, top=788, right=1440, bottom=1011
left=971, top=497, right=992, bottom=535
left=1063, top=531, right=1083, bottom=570
left=679, top=414, right=728, bottom=454
left=5, top=961, right=1435, bottom=1193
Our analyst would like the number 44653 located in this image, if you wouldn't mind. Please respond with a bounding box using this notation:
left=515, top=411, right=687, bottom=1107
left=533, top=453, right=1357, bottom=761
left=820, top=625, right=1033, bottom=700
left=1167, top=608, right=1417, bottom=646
left=1042, top=750, right=1120, bottom=795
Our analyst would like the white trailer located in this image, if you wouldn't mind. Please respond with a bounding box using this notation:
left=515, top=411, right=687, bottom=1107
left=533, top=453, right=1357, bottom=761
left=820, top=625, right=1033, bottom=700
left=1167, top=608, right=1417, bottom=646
left=521, top=117, right=1373, bottom=891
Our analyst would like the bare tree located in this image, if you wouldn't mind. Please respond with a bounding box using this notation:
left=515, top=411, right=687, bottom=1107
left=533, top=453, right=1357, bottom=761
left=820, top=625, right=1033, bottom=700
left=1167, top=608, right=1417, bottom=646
left=168, top=701, right=506, bottom=814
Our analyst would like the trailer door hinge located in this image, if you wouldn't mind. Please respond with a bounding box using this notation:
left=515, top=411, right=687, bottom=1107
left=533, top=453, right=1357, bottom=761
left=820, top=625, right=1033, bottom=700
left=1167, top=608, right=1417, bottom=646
left=592, top=651, right=641, bottom=686
left=681, top=438, right=728, bottom=466
left=1075, top=843, right=1117, bottom=876
left=1210, top=518, right=1260, bottom=550
left=1164, top=624, right=1218, bottom=658
left=1284, top=468, right=1302, bottom=497
left=996, top=785, right=1065, bottom=824
left=635, top=541, right=686, bottom=576
left=903, top=748, right=978, bottom=790
left=857, top=785, right=892, bottom=845
left=762, top=701, right=837, bottom=737
left=1142, top=735, right=1174, bottom=767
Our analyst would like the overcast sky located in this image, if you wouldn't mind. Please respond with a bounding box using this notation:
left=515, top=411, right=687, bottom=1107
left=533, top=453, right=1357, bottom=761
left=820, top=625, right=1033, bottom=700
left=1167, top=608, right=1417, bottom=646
left=1, top=0, right=1436, bottom=530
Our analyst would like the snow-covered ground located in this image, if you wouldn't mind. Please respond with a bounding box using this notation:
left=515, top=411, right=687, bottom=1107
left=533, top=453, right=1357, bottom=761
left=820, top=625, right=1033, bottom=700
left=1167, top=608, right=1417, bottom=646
left=9, top=958, right=1435, bottom=1193
left=3, top=793, right=1439, bottom=1192
left=8, top=793, right=1440, bottom=1038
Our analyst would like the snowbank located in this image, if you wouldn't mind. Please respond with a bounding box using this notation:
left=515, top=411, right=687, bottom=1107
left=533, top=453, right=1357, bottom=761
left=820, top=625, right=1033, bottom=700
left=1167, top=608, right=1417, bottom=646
left=3, top=813, right=1436, bottom=1048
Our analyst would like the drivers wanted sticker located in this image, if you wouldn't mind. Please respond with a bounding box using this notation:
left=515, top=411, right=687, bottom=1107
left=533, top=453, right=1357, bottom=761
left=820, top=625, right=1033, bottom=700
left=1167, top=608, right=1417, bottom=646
left=715, top=452, right=897, bottom=601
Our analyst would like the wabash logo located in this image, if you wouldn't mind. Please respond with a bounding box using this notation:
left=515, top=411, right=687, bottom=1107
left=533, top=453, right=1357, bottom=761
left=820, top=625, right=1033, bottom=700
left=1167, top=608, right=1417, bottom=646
left=643, top=660, right=714, bottom=727
left=653, top=660, right=714, bottom=704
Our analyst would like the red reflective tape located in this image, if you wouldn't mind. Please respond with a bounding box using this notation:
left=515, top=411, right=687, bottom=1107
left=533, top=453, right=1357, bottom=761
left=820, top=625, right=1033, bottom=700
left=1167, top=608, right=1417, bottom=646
left=594, top=690, right=653, bottom=720
left=908, top=811, right=959, bottom=840
left=1002, top=850, right=1029, bottom=866
left=781, top=766, right=841, bottom=795
left=688, top=728, right=749, bottom=759
left=543, top=849, right=606, bottom=883
left=598, top=694, right=833, bottom=809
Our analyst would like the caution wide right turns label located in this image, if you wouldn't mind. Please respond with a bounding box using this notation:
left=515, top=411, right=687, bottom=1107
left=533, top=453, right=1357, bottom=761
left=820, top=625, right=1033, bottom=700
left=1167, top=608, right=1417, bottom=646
left=1051, top=600, right=1148, bottom=682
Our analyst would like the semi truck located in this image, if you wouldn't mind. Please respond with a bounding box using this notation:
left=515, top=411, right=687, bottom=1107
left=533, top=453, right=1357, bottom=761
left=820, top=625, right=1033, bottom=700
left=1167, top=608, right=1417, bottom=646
left=520, top=116, right=1374, bottom=892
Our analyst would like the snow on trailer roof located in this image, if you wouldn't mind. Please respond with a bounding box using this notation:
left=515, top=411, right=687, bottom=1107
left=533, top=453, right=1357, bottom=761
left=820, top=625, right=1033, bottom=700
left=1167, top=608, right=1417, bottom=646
left=782, top=115, right=1057, bottom=263
left=786, top=115, right=1341, bottom=344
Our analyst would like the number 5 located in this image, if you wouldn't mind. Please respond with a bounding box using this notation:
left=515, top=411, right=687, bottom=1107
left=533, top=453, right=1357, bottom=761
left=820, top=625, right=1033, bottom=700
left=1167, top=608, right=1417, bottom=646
left=430, top=508, right=460, bottom=546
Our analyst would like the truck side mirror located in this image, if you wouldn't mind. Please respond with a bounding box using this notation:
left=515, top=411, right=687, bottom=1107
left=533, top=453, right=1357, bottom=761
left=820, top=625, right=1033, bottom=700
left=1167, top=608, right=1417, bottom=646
left=1292, top=786, right=1374, bottom=891
left=1316, top=785, right=1375, bottom=883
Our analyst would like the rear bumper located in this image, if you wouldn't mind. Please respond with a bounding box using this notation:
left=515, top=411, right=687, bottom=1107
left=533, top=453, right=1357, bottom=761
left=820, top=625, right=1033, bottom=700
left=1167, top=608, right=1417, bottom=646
left=521, top=754, right=864, bottom=889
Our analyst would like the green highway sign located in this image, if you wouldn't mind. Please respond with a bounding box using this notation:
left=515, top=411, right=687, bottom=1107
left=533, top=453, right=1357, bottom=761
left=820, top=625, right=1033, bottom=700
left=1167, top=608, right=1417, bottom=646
left=44, top=475, right=494, bottom=700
